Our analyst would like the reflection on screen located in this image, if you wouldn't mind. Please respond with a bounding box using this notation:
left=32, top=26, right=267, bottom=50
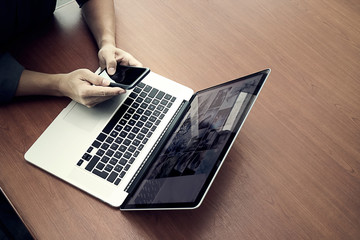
left=127, top=74, right=263, bottom=206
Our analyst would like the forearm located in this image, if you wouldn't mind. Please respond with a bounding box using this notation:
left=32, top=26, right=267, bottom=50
left=81, top=0, right=116, bottom=49
left=15, top=70, right=62, bottom=97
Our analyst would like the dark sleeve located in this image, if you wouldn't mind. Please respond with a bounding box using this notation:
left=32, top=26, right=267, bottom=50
left=0, top=53, right=24, bottom=103
left=76, top=0, right=90, bottom=8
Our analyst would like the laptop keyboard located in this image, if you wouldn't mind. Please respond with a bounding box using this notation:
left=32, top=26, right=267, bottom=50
left=76, top=82, right=176, bottom=186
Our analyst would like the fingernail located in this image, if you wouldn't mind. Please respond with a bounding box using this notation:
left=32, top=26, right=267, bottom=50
left=102, top=78, right=110, bottom=86
left=108, top=67, right=116, bottom=75
left=119, top=89, right=126, bottom=94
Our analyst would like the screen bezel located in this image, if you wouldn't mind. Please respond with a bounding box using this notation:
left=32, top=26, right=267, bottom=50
left=121, top=69, right=270, bottom=210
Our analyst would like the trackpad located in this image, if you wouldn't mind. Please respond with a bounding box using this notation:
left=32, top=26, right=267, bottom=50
left=64, top=99, right=116, bottom=131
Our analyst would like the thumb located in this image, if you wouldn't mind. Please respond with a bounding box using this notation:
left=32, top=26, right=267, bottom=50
left=106, top=58, right=117, bottom=76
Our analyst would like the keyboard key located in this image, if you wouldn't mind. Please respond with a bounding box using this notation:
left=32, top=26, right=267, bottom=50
left=87, top=147, right=93, bottom=153
left=85, top=156, right=100, bottom=171
left=105, top=137, right=114, bottom=144
left=140, top=103, right=148, bottom=109
left=128, top=133, right=136, bottom=140
left=119, top=171, right=126, bottom=178
left=97, top=133, right=107, bottom=141
left=133, top=86, right=142, bottom=93
left=132, top=114, right=140, bottom=120
left=114, top=151, right=122, bottom=159
left=157, top=105, right=164, bottom=111
left=140, top=116, right=148, bottom=122
left=82, top=153, right=92, bottom=161
left=153, top=110, right=160, bottom=117
left=132, top=127, right=140, bottom=134
left=101, top=143, right=110, bottom=150
left=129, top=92, right=138, bottom=98
left=156, top=91, right=165, bottom=100
left=101, top=156, right=110, bottom=163
left=136, top=133, right=145, bottom=140
left=144, top=85, right=152, bottom=92
left=110, top=158, right=118, bottom=165
left=128, top=146, right=136, bottom=153
left=92, top=140, right=101, bottom=148
left=119, top=131, right=127, bottom=138
left=106, top=149, right=114, bottom=157
left=114, top=165, right=123, bottom=172
left=164, top=94, right=172, bottom=100
left=115, top=137, right=123, bottom=144
left=96, top=149, right=105, bottom=156
left=119, top=145, right=127, bottom=152
left=132, top=139, right=140, bottom=146
left=96, top=162, right=105, bottom=170
left=160, top=99, right=168, bottom=106
left=119, top=158, right=127, bottom=166
left=123, top=139, right=131, bottom=146
left=124, top=113, right=131, bottom=120
left=136, top=121, right=144, bottom=128
left=110, top=130, right=119, bottom=138
left=144, top=110, right=152, bottom=116
left=124, top=98, right=134, bottom=106
left=140, top=128, right=149, bottom=134
left=105, top=164, right=114, bottom=172
left=107, top=172, right=118, bottom=183
left=152, top=99, right=160, bottom=105
left=114, top=178, right=121, bottom=185
left=135, top=97, right=144, bottom=103
left=149, top=88, right=159, bottom=98
left=123, top=152, right=132, bottom=159
left=138, top=82, right=145, bottom=88
left=92, top=169, right=108, bottom=179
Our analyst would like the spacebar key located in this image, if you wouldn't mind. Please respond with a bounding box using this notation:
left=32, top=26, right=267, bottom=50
left=85, top=156, right=100, bottom=171
left=103, top=104, right=128, bottom=134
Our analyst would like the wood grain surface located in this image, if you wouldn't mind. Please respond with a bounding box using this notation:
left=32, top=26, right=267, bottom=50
left=0, top=0, right=359, bottom=239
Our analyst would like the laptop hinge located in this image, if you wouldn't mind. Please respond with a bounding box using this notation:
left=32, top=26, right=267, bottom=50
left=124, top=99, right=191, bottom=194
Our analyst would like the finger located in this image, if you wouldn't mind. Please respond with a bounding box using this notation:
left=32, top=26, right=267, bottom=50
left=116, top=51, right=143, bottom=67
left=101, top=51, right=117, bottom=75
left=85, top=85, right=125, bottom=97
left=107, top=59, right=117, bottom=76
left=128, top=57, right=143, bottom=67
left=81, top=70, right=110, bottom=86
left=98, top=52, right=107, bottom=71
left=84, top=95, right=114, bottom=108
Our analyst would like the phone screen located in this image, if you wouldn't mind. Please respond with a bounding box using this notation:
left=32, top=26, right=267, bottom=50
left=103, top=65, right=150, bottom=89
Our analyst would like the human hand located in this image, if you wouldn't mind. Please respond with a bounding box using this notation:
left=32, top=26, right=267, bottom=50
left=98, top=44, right=142, bottom=75
left=59, top=69, right=125, bottom=108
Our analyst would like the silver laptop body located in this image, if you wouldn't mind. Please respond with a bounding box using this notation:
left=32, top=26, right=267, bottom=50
left=25, top=69, right=270, bottom=210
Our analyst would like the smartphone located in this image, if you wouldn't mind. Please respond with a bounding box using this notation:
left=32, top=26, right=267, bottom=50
left=99, top=64, right=150, bottom=89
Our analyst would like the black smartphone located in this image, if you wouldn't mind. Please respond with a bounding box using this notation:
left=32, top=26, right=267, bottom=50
left=99, top=64, right=150, bottom=89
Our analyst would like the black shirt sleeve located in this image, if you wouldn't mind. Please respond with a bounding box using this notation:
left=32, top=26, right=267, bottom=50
left=0, top=53, right=24, bottom=102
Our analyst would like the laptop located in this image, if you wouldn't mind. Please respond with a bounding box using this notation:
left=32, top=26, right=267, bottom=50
left=25, top=68, right=270, bottom=210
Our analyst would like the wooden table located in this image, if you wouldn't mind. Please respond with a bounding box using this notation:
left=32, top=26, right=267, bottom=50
left=1, top=0, right=359, bottom=239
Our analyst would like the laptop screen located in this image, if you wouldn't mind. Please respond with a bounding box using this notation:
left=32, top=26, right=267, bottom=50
left=122, top=69, right=269, bottom=209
